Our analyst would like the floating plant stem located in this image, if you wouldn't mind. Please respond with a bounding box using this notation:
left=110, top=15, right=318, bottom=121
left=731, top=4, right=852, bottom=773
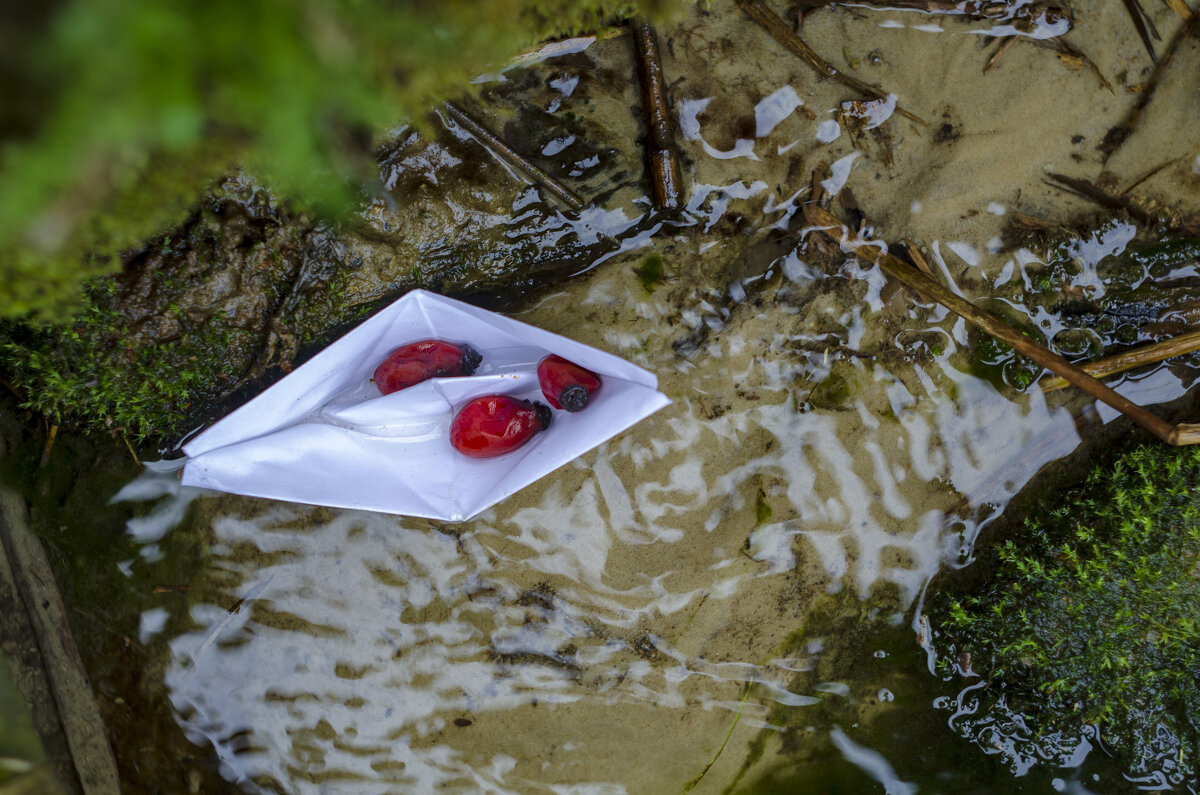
left=441, top=101, right=584, bottom=211
left=631, top=21, right=684, bottom=211
left=734, top=0, right=927, bottom=126
left=803, top=204, right=1200, bottom=445
left=1039, top=329, right=1200, bottom=392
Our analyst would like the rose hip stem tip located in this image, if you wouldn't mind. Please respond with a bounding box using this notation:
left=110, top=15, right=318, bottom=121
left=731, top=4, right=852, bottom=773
left=460, top=344, right=482, bottom=374
left=559, top=384, right=590, bottom=412
left=535, top=402, right=552, bottom=430
left=537, top=354, right=602, bottom=412
left=373, top=339, right=483, bottom=395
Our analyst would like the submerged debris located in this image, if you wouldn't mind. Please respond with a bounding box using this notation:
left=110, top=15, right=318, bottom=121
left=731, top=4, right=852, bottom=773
left=734, top=0, right=927, bottom=125
left=796, top=0, right=1071, bottom=34
left=1122, top=0, right=1162, bottom=64
left=442, top=101, right=585, bottom=211
left=631, top=20, right=685, bottom=211
left=1102, top=8, right=1200, bottom=160
left=803, top=204, right=1200, bottom=446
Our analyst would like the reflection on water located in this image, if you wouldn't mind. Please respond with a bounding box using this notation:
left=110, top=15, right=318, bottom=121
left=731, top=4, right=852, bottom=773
left=111, top=3, right=1200, bottom=791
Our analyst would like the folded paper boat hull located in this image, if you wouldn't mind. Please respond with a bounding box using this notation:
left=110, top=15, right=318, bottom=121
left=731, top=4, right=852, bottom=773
left=182, top=290, right=671, bottom=520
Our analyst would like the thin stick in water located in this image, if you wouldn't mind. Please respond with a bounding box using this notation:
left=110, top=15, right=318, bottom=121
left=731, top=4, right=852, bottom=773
left=803, top=204, right=1197, bottom=445
left=1102, top=8, right=1200, bottom=160
left=683, top=678, right=754, bottom=792
left=734, top=0, right=927, bottom=125
left=1039, top=329, right=1200, bottom=392
left=632, top=21, right=684, bottom=211
left=1122, top=0, right=1162, bottom=63
left=442, top=101, right=584, bottom=211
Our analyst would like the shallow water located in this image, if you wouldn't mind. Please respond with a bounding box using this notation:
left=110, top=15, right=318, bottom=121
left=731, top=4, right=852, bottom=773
left=33, top=0, right=1200, bottom=791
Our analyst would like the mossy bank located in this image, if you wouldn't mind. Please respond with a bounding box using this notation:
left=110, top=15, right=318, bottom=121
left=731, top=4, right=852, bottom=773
left=929, top=443, right=1200, bottom=787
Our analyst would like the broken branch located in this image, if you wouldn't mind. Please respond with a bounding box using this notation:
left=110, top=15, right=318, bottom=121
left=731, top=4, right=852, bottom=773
left=442, top=101, right=584, bottom=211
left=632, top=21, right=684, bottom=211
left=734, top=0, right=927, bottom=125
left=803, top=203, right=1197, bottom=445
left=1039, top=329, right=1200, bottom=391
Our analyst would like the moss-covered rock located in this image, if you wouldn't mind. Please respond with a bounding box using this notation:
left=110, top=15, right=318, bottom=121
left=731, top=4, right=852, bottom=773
left=0, top=30, right=656, bottom=444
left=929, top=444, right=1200, bottom=786
left=0, top=0, right=668, bottom=319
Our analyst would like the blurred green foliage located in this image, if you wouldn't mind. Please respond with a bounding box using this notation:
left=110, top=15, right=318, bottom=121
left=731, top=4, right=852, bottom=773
left=0, top=0, right=663, bottom=319
left=932, top=444, right=1200, bottom=784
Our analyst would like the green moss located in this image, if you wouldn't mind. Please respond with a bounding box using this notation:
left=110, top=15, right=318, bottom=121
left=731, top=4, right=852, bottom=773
left=1122, top=238, right=1200, bottom=273
left=0, top=281, right=255, bottom=443
left=754, top=489, right=772, bottom=525
left=969, top=333, right=1039, bottom=392
left=636, top=252, right=665, bottom=293
left=930, top=444, right=1200, bottom=783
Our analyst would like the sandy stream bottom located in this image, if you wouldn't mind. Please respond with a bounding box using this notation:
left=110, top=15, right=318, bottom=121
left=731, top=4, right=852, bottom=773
left=116, top=0, right=1200, bottom=791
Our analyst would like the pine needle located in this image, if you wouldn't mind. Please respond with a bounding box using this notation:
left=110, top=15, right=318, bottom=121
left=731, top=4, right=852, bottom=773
left=682, top=678, right=754, bottom=793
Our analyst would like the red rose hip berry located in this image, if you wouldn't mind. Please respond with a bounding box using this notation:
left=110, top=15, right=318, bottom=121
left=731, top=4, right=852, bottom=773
left=374, top=339, right=482, bottom=395
left=450, top=395, right=552, bottom=458
left=537, top=354, right=602, bottom=412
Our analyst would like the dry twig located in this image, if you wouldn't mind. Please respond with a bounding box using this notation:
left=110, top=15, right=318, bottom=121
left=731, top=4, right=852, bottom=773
left=120, top=432, right=141, bottom=470
left=38, top=424, right=57, bottom=469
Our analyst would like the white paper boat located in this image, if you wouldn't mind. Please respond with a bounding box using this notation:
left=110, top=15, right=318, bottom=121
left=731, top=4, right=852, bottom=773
left=181, top=290, right=671, bottom=521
